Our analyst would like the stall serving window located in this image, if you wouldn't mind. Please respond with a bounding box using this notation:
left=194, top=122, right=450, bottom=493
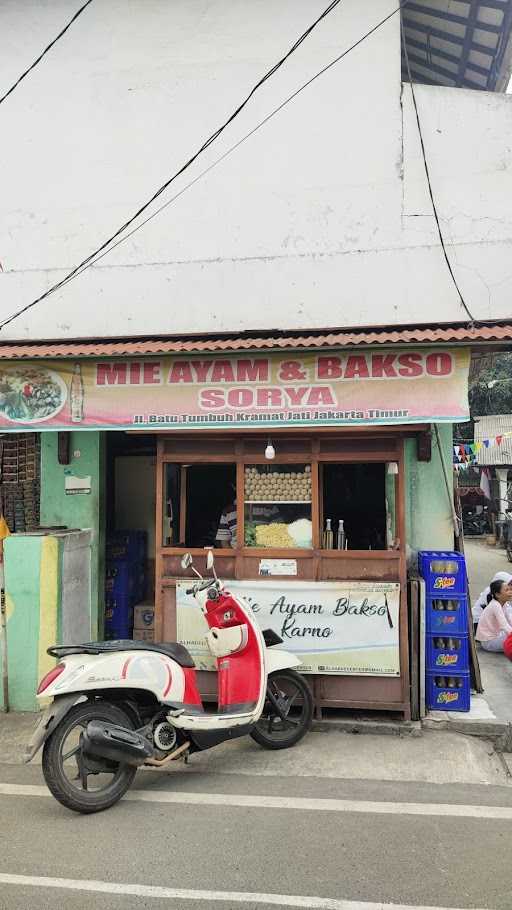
left=159, top=441, right=399, bottom=555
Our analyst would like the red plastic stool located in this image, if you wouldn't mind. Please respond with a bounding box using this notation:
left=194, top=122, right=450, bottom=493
left=504, top=632, right=512, bottom=661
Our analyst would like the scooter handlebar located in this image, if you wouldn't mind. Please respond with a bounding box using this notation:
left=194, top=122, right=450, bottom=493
left=186, top=578, right=216, bottom=596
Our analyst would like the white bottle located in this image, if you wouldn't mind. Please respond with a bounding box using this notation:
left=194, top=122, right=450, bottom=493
left=70, top=363, right=84, bottom=423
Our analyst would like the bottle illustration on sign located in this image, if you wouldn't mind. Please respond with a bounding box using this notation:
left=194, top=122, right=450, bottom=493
left=70, top=363, right=84, bottom=423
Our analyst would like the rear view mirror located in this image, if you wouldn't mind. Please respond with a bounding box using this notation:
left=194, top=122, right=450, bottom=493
left=181, top=553, right=193, bottom=570
left=206, top=549, right=214, bottom=570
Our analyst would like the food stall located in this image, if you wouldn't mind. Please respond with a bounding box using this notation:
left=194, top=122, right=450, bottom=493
left=156, top=429, right=410, bottom=718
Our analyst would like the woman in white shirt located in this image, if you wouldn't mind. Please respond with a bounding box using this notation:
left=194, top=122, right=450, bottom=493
left=476, top=579, right=512, bottom=652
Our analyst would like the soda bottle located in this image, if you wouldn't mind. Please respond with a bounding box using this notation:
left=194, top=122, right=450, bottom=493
left=437, top=676, right=447, bottom=688
left=447, top=677, right=456, bottom=688
left=70, top=362, right=84, bottom=423
left=456, top=678, right=463, bottom=688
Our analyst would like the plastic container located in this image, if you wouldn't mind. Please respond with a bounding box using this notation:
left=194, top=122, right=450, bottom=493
left=426, top=595, right=468, bottom=635
left=104, top=595, right=133, bottom=640
left=106, top=530, right=147, bottom=563
left=426, top=634, right=469, bottom=673
left=426, top=672, right=470, bottom=712
left=418, top=550, right=467, bottom=595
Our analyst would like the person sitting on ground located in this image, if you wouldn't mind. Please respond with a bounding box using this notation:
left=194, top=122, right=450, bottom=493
left=476, top=579, right=512, bottom=653
left=472, top=571, right=512, bottom=631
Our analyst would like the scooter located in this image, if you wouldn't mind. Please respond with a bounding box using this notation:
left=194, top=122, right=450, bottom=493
left=25, top=550, right=313, bottom=814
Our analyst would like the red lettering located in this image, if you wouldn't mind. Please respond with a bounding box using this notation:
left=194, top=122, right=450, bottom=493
left=344, top=355, right=370, bottom=380
left=190, top=361, right=213, bottom=382
left=317, top=357, right=342, bottom=380
left=426, top=353, right=452, bottom=377
left=236, top=359, right=269, bottom=382
left=199, top=389, right=225, bottom=409
left=96, top=363, right=127, bottom=385
left=371, top=355, right=397, bottom=378
left=307, top=387, right=335, bottom=406
left=227, top=388, right=253, bottom=408
left=398, top=353, right=423, bottom=377
left=129, top=362, right=141, bottom=384
left=168, top=362, right=193, bottom=383
left=278, top=360, right=306, bottom=382
left=143, top=362, right=161, bottom=384
left=286, top=387, right=308, bottom=407
left=211, top=360, right=235, bottom=383
left=257, top=388, right=282, bottom=407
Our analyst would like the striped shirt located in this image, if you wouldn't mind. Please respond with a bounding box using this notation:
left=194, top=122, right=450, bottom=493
left=215, top=507, right=237, bottom=548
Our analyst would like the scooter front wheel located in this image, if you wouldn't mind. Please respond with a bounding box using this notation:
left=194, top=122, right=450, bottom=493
left=42, top=701, right=137, bottom=814
left=250, top=669, right=313, bottom=750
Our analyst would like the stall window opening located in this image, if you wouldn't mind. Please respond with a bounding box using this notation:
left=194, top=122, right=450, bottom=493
left=321, top=463, right=391, bottom=550
left=163, top=463, right=236, bottom=548
left=244, top=463, right=312, bottom=548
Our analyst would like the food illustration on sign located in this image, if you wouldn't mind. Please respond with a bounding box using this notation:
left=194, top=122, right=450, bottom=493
left=0, top=367, right=67, bottom=423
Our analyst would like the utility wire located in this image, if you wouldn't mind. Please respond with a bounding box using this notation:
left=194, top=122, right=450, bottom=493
left=0, top=0, right=94, bottom=107
left=0, top=0, right=409, bottom=330
left=401, top=18, right=476, bottom=325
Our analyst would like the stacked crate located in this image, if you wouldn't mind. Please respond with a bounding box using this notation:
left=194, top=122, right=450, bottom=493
left=104, top=531, right=147, bottom=640
left=419, top=551, right=470, bottom=712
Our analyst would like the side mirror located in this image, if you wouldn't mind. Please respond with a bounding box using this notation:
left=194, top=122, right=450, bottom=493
left=206, top=549, right=214, bottom=571
left=181, top=553, right=193, bottom=570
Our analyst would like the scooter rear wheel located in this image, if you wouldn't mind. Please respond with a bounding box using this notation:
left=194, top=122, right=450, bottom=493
left=42, top=701, right=137, bottom=814
left=250, top=669, right=313, bottom=750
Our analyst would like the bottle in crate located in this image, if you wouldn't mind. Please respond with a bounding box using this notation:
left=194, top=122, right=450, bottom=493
left=426, top=594, right=468, bottom=635
left=419, top=550, right=467, bottom=595
left=426, top=635, right=469, bottom=674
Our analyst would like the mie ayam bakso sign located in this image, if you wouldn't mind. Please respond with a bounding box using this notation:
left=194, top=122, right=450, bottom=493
left=176, top=579, right=401, bottom=676
left=0, top=348, right=469, bottom=430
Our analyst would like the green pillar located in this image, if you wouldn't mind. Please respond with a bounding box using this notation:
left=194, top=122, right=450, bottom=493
left=40, top=431, right=105, bottom=637
left=405, top=424, right=454, bottom=553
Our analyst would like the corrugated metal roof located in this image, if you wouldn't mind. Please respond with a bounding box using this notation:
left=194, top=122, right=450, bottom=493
left=0, top=322, right=510, bottom=360
left=402, top=0, right=512, bottom=92
left=475, top=414, right=512, bottom=464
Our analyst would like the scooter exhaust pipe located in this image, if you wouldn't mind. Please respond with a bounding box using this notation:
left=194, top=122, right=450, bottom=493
left=82, top=720, right=154, bottom=767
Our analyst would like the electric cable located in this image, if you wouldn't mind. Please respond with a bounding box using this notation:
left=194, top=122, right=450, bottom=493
left=0, top=0, right=409, bottom=330
left=0, top=0, right=94, bottom=107
left=401, top=18, right=476, bottom=325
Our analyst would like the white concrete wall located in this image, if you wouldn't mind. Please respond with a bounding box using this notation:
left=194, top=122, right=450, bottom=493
left=0, top=0, right=510, bottom=341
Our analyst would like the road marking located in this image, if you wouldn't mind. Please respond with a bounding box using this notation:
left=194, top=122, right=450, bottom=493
left=1, top=781, right=512, bottom=820
left=0, top=872, right=490, bottom=909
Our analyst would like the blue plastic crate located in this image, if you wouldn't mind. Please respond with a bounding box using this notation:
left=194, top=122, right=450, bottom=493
left=106, top=530, right=147, bottom=563
left=426, top=594, right=468, bottom=635
left=426, top=634, right=469, bottom=674
left=104, top=595, right=133, bottom=639
left=418, top=550, right=467, bottom=595
left=426, top=672, right=470, bottom=712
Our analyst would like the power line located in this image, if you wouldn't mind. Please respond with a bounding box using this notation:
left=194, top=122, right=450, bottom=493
left=0, top=0, right=409, bottom=330
left=400, top=18, right=476, bottom=325
left=0, top=0, right=94, bottom=107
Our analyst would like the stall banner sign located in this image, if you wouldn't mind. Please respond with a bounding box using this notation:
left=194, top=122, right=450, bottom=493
left=176, top=580, right=400, bottom=676
left=0, top=348, right=469, bottom=430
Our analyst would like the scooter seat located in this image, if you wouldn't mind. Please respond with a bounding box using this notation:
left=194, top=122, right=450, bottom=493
left=47, top=639, right=196, bottom=668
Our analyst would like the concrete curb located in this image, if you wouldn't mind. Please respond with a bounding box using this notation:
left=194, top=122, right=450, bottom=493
left=312, top=717, right=423, bottom=737
left=422, top=716, right=512, bottom=752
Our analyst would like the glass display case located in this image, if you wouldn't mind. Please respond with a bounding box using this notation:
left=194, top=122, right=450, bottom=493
left=244, top=464, right=312, bottom=548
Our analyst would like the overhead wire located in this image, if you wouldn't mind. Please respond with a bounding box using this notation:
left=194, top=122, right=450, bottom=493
left=400, top=18, right=476, bottom=325
left=0, top=0, right=409, bottom=330
left=0, top=0, right=94, bottom=107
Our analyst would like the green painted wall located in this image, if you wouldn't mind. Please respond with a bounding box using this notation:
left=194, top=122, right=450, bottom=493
left=405, top=424, right=454, bottom=554
left=40, top=432, right=105, bottom=637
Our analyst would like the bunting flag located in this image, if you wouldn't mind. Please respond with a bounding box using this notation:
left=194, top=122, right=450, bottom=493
left=453, top=429, right=512, bottom=464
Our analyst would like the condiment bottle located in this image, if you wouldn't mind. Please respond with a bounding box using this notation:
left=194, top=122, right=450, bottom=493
left=336, top=519, right=345, bottom=550
left=323, top=519, right=333, bottom=550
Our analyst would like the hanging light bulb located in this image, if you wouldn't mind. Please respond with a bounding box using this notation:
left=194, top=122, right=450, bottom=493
left=265, top=439, right=275, bottom=460
left=387, top=462, right=398, bottom=475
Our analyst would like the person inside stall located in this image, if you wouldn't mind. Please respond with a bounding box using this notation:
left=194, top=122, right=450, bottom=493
left=215, top=484, right=237, bottom=549
left=476, top=579, right=512, bottom=652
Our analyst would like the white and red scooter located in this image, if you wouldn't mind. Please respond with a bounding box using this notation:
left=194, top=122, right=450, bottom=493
left=26, top=551, right=313, bottom=814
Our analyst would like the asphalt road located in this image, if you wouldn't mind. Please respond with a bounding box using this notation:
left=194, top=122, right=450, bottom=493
left=1, top=738, right=511, bottom=910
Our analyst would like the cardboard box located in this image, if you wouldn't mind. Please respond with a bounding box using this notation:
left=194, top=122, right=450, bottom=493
left=133, top=605, right=155, bottom=629
left=133, top=628, right=154, bottom=642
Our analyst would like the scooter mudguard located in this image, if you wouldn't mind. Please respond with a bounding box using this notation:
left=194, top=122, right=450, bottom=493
left=264, top=648, right=302, bottom=674
left=24, top=694, right=79, bottom=763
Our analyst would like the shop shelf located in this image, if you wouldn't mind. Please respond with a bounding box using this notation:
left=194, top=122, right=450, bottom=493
left=426, top=594, right=468, bottom=635
left=245, top=500, right=311, bottom=504
left=426, top=672, right=470, bottom=712
left=418, top=550, right=467, bottom=595
left=426, top=634, right=469, bottom=674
